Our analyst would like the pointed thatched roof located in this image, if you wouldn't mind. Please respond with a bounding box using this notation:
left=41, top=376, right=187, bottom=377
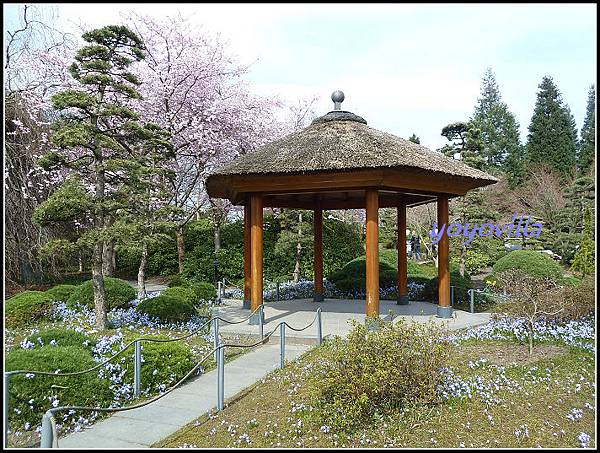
left=208, top=113, right=496, bottom=181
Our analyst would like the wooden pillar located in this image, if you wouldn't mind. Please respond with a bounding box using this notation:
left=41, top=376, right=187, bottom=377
left=365, top=189, right=379, bottom=317
left=397, top=203, right=409, bottom=305
left=243, top=199, right=252, bottom=309
left=313, top=205, right=324, bottom=302
left=437, top=195, right=452, bottom=318
left=250, top=193, right=263, bottom=317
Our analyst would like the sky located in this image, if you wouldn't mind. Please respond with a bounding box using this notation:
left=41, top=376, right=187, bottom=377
left=4, top=3, right=597, bottom=150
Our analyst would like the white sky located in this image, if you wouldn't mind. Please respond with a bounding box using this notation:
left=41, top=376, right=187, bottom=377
left=4, top=3, right=597, bottom=149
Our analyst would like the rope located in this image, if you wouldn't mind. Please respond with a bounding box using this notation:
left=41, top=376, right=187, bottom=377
left=39, top=310, right=321, bottom=448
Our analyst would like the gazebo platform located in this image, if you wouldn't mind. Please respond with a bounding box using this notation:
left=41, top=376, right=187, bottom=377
left=214, top=299, right=492, bottom=341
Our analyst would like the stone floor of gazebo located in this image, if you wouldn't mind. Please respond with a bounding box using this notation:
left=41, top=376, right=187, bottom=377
left=214, top=298, right=492, bottom=341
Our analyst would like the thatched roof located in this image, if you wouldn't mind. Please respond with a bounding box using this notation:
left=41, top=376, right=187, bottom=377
left=207, top=112, right=498, bottom=184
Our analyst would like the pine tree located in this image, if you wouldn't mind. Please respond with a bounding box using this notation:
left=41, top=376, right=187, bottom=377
left=570, top=206, right=595, bottom=277
left=578, top=84, right=596, bottom=174
left=471, top=68, right=522, bottom=169
left=439, top=121, right=486, bottom=170
left=34, top=26, right=171, bottom=329
left=408, top=133, right=420, bottom=144
left=526, top=76, right=578, bottom=180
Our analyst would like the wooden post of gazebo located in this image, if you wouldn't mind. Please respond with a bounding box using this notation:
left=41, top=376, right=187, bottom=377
left=397, top=203, right=409, bottom=305
left=365, top=188, right=379, bottom=317
left=313, top=203, right=324, bottom=302
left=437, top=195, right=452, bottom=318
left=249, top=193, right=264, bottom=324
left=243, top=199, right=252, bottom=309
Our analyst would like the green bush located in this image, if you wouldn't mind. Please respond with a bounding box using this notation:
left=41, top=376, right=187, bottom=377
left=161, top=286, right=198, bottom=306
left=189, top=282, right=216, bottom=302
left=303, top=319, right=449, bottom=432
left=6, top=346, right=113, bottom=431
left=492, top=250, right=563, bottom=283
left=45, top=284, right=78, bottom=303
left=556, top=276, right=595, bottom=321
left=5, top=291, right=54, bottom=327
left=67, top=277, right=136, bottom=310
left=119, top=335, right=195, bottom=395
left=421, top=268, right=473, bottom=304
left=136, top=295, right=196, bottom=323
left=24, top=328, right=95, bottom=350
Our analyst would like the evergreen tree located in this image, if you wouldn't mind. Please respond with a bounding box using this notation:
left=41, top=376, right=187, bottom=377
left=570, top=206, right=595, bottom=277
left=578, top=84, right=596, bottom=174
left=526, top=76, right=578, bottom=180
left=439, top=121, right=486, bottom=170
left=34, top=26, right=171, bottom=329
left=471, top=68, right=522, bottom=169
left=408, top=133, right=420, bottom=144
left=504, top=143, right=526, bottom=188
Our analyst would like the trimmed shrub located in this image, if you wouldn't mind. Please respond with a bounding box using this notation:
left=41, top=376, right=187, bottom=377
left=189, top=282, right=216, bottom=302
left=119, top=335, right=195, bottom=395
left=5, top=291, right=54, bottom=327
left=492, top=250, right=563, bottom=283
left=24, top=328, right=95, bottom=350
left=136, top=295, right=196, bottom=323
left=45, top=284, right=78, bottom=303
left=304, top=319, right=450, bottom=432
left=556, top=276, right=595, bottom=321
left=67, top=277, right=136, bottom=310
left=161, top=286, right=198, bottom=306
left=6, top=346, right=113, bottom=431
left=421, top=268, right=473, bottom=304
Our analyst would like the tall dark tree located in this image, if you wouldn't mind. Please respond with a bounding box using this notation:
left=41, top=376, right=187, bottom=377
left=439, top=121, right=486, bottom=170
left=471, top=68, right=522, bottom=169
left=408, top=133, right=420, bottom=144
left=578, top=84, right=595, bottom=174
left=526, top=76, right=578, bottom=180
left=34, top=26, right=170, bottom=329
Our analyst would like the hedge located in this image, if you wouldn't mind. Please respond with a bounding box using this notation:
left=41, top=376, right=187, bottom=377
left=45, top=284, right=78, bottom=303
left=492, top=250, right=563, bottom=282
left=6, top=291, right=54, bottom=327
left=136, top=295, right=196, bottom=323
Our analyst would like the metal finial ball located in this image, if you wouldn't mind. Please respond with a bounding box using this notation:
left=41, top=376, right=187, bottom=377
left=331, top=90, right=345, bottom=103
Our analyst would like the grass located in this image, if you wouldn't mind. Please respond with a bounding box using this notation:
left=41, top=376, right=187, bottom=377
left=156, top=338, right=595, bottom=448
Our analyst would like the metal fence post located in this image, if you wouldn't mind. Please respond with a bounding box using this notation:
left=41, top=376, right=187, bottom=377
left=40, top=410, right=54, bottom=448
left=317, top=308, right=323, bottom=345
left=469, top=289, right=475, bottom=314
left=134, top=340, right=142, bottom=398
left=450, top=286, right=454, bottom=307
left=217, top=281, right=222, bottom=304
left=276, top=282, right=280, bottom=302
left=259, top=305, right=264, bottom=341
left=279, top=323, right=286, bottom=369
left=217, top=346, right=225, bottom=411
left=213, top=317, right=220, bottom=362
left=4, top=373, right=10, bottom=448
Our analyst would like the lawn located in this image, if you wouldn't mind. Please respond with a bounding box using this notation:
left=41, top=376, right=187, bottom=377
left=156, top=317, right=595, bottom=449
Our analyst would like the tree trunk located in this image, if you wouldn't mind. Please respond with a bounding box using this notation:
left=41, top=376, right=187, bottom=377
left=102, top=240, right=115, bottom=276
left=78, top=251, right=84, bottom=273
left=528, top=321, right=534, bottom=355
left=176, top=226, right=185, bottom=274
left=137, top=240, right=148, bottom=300
left=92, top=241, right=107, bottom=330
left=293, top=213, right=302, bottom=283
left=459, top=245, right=466, bottom=278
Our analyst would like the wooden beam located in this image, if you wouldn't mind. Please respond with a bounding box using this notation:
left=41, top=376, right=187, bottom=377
left=250, top=193, right=263, bottom=311
left=262, top=193, right=437, bottom=210
left=397, top=203, right=408, bottom=305
left=313, top=204, right=324, bottom=302
left=243, top=200, right=252, bottom=309
left=437, top=195, right=452, bottom=317
left=365, top=188, right=380, bottom=317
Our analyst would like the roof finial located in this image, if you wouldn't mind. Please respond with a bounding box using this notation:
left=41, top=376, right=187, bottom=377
left=331, top=90, right=345, bottom=110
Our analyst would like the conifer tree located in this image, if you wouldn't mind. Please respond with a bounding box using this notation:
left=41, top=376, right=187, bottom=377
left=578, top=84, right=595, bottom=174
left=471, top=69, right=522, bottom=169
left=34, top=25, right=171, bottom=329
left=408, top=133, right=420, bottom=144
left=439, top=121, right=486, bottom=170
left=570, top=206, right=595, bottom=277
left=526, top=76, right=578, bottom=180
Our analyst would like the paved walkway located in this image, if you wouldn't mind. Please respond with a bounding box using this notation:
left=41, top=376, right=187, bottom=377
left=58, top=343, right=310, bottom=448
left=216, top=298, right=492, bottom=340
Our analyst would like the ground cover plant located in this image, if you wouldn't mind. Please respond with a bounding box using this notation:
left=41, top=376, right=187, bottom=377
left=4, top=286, right=257, bottom=448
left=157, top=314, right=595, bottom=449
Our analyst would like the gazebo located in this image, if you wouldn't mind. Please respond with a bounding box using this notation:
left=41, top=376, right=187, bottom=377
left=206, top=91, right=497, bottom=322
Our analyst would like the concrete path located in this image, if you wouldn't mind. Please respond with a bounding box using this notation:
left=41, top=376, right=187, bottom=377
left=58, top=343, right=310, bottom=448
left=217, top=298, right=492, bottom=340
